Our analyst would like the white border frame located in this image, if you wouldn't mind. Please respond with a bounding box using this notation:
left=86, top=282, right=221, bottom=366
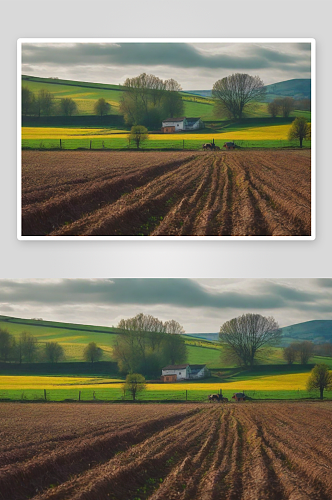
left=17, top=38, right=316, bottom=241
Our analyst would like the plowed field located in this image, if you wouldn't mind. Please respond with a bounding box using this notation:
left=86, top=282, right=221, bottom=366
left=1, top=402, right=331, bottom=500
left=21, top=150, right=311, bottom=237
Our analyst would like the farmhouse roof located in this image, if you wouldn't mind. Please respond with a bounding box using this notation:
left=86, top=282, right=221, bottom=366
left=189, top=364, right=206, bottom=370
left=163, top=117, right=186, bottom=122
left=186, top=117, right=201, bottom=123
left=162, top=364, right=190, bottom=370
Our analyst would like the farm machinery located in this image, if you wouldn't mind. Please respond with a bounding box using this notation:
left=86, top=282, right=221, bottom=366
left=202, top=142, right=220, bottom=151
left=208, top=392, right=228, bottom=403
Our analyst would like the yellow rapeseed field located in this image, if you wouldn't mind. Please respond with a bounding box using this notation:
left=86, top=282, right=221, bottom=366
left=0, top=372, right=312, bottom=391
left=21, top=124, right=292, bottom=141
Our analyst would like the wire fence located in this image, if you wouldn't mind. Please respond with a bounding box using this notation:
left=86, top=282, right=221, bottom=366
left=21, top=138, right=310, bottom=151
left=0, top=388, right=325, bottom=403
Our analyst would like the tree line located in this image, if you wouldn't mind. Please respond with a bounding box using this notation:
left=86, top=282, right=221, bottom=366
left=283, top=340, right=332, bottom=365
left=22, top=86, right=112, bottom=118
left=267, top=97, right=311, bottom=118
left=0, top=328, right=104, bottom=364
left=112, top=313, right=187, bottom=376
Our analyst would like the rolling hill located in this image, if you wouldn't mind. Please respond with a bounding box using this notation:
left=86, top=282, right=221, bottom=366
left=184, top=79, right=311, bottom=102
left=280, top=320, right=332, bottom=345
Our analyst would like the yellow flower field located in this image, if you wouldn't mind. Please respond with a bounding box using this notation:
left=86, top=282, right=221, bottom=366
left=0, top=372, right=315, bottom=391
left=21, top=124, right=292, bottom=141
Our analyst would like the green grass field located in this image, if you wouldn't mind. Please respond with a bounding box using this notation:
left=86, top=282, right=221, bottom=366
left=2, top=316, right=329, bottom=402
left=22, top=75, right=311, bottom=124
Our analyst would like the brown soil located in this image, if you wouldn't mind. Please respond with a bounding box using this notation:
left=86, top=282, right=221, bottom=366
left=21, top=150, right=311, bottom=236
left=0, top=402, right=331, bottom=500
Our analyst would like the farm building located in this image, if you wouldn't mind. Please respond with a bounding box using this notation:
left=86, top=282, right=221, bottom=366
left=161, top=117, right=204, bottom=133
left=161, top=364, right=209, bottom=381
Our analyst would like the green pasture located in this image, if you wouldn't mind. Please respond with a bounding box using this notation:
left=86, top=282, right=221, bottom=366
left=0, top=387, right=330, bottom=403
left=21, top=138, right=311, bottom=150
left=22, top=76, right=311, bottom=124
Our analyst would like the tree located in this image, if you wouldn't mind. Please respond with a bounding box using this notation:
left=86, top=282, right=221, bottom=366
left=279, top=97, right=294, bottom=118
left=164, top=320, right=185, bottom=335
left=288, top=117, right=311, bottom=148
left=19, top=332, right=38, bottom=363
left=219, top=313, right=281, bottom=367
left=94, top=98, right=111, bottom=117
left=83, top=342, right=103, bottom=363
left=122, top=373, right=146, bottom=401
left=35, top=89, right=54, bottom=117
left=44, top=341, right=64, bottom=363
left=212, top=73, right=266, bottom=120
left=267, top=99, right=280, bottom=118
left=0, top=329, right=15, bottom=362
left=163, top=334, right=187, bottom=365
left=296, top=340, right=314, bottom=365
left=162, top=79, right=184, bottom=118
left=114, top=313, right=187, bottom=375
left=22, top=86, right=35, bottom=116
left=307, top=364, right=332, bottom=400
left=59, top=98, right=77, bottom=117
left=120, top=73, right=183, bottom=127
left=283, top=345, right=297, bottom=365
left=129, top=125, right=149, bottom=149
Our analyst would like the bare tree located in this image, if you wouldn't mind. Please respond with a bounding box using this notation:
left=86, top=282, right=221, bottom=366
left=94, top=98, right=111, bottom=117
left=164, top=319, right=185, bottom=335
left=307, top=364, right=332, bottom=400
left=288, top=117, right=311, bottom=148
left=212, top=74, right=266, bottom=120
left=219, top=313, right=281, bottom=367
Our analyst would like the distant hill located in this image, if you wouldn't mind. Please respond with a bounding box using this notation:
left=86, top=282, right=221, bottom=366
left=187, top=319, right=332, bottom=346
left=185, top=332, right=219, bottom=342
left=184, top=79, right=311, bottom=102
left=281, top=320, right=332, bottom=345
left=264, top=79, right=311, bottom=102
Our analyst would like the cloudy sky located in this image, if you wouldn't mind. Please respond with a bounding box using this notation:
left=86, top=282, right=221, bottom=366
left=0, top=279, right=330, bottom=333
left=21, top=42, right=311, bottom=90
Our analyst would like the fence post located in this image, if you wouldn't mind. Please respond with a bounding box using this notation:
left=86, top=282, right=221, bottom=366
left=79, top=390, right=81, bottom=401
left=60, top=139, right=62, bottom=149
left=44, top=389, right=46, bottom=401
left=90, top=140, right=92, bottom=150
left=186, top=390, right=188, bottom=401
left=183, top=140, right=184, bottom=150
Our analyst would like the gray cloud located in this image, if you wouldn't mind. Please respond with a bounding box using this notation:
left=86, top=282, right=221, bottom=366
left=21, top=42, right=311, bottom=89
left=0, top=279, right=329, bottom=333
left=22, top=43, right=304, bottom=70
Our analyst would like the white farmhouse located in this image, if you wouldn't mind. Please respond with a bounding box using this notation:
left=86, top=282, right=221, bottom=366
left=161, top=117, right=204, bottom=133
left=161, top=364, right=209, bottom=381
